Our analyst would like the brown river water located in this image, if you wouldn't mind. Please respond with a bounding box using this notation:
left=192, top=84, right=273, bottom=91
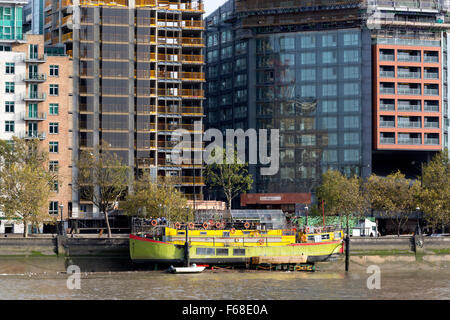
left=1, top=264, right=449, bottom=300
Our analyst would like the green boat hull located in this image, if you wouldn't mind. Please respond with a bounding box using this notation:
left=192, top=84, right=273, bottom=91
left=129, top=235, right=343, bottom=265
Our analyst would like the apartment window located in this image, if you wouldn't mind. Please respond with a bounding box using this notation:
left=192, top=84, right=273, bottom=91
left=344, top=132, right=360, bottom=145
left=343, top=83, right=360, bottom=95
left=322, top=84, right=337, bottom=97
left=301, top=52, right=315, bottom=65
left=221, top=30, right=232, bottom=44
left=49, top=201, right=58, bottom=215
left=49, top=103, right=59, bottom=115
left=300, top=35, right=315, bottom=48
left=5, top=121, right=14, bottom=132
left=49, top=141, right=59, bottom=153
left=322, top=51, right=337, bottom=64
left=322, top=150, right=338, bottom=163
left=301, top=68, right=316, bottom=81
left=344, top=99, right=360, bottom=112
left=5, top=82, right=14, bottom=93
left=322, top=100, right=337, bottom=113
left=49, top=160, right=59, bottom=172
left=49, top=84, right=59, bottom=96
left=221, top=46, right=233, bottom=59
left=343, top=66, right=360, bottom=79
left=5, top=62, right=14, bottom=74
left=280, top=36, right=295, bottom=50
left=322, top=34, right=337, bottom=47
left=322, top=67, right=337, bottom=80
left=49, top=65, right=59, bottom=76
left=343, top=50, right=359, bottom=63
left=344, top=116, right=360, bottom=129
left=52, top=180, right=59, bottom=193
left=322, top=117, right=338, bottom=129
left=235, top=41, right=247, bottom=55
left=326, top=133, right=338, bottom=146
left=5, top=101, right=14, bottom=113
left=344, top=149, right=360, bottom=162
left=235, top=58, right=246, bottom=71
left=301, top=85, right=316, bottom=98
left=343, top=33, right=359, bottom=46
left=49, top=122, right=59, bottom=134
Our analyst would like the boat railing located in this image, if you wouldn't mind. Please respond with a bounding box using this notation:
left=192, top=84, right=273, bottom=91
left=298, top=224, right=343, bottom=234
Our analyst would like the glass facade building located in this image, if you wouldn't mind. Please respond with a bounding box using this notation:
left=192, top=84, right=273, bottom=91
left=205, top=3, right=372, bottom=199
left=0, top=0, right=26, bottom=41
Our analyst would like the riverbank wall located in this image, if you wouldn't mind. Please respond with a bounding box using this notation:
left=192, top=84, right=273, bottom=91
left=0, top=235, right=449, bottom=273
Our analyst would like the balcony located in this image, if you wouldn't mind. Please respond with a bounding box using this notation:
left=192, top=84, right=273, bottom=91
left=62, top=15, right=72, bottom=26
left=380, top=71, right=394, bottom=78
left=424, top=138, right=440, bottom=145
left=61, top=0, right=72, bottom=8
left=424, top=122, right=439, bottom=129
left=22, top=92, right=46, bottom=101
left=181, top=20, right=205, bottom=29
left=181, top=176, right=205, bottom=185
left=158, top=71, right=181, bottom=80
left=23, top=131, right=46, bottom=140
left=181, top=106, right=203, bottom=115
left=424, top=56, right=439, bottom=63
left=424, top=105, right=439, bottom=112
left=136, top=140, right=156, bottom=150
left=424, top=88, right=439, bottom=96
left=397, top=88, right=421, bottom=95
left=380, top=121, right=395, bottom=128
left=397, top=71, right=420, bottom=79
left=380, top=137, right=395, bottom=144
left=397, top=103, right=421, bottom=112
left=22, top=112, right=47, bottom=121
left=180, top=72, right=205, bottom=81
left=424, top=72, right=439, bottom=79
left=398, top=138, right=421, bottom=145
left=181, top=54, right=204, bottom=64
left=397, top=121, right=421, bottom=129
left=181, top=89, right=204, bottom=98
left=23, top=73, right=47, bottom=82
left=379, top=54, right=395, bottom=61
left=24, top=54, right=47, bottom=63
left=380, top=103, right=395, bottom=111
left=397, top=54, right=421, bottom=62
left=380, top=87, right=395, bottom=95
left=181, top=37, right=204, bottom=47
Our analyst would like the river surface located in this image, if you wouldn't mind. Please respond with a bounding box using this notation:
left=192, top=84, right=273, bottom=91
left=1, top=267, right=449, bottom=300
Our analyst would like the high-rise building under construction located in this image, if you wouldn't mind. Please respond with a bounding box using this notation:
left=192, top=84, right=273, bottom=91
left=44, top=0, right=205, bottom=218
left=205, top=0, right=449, bottom=211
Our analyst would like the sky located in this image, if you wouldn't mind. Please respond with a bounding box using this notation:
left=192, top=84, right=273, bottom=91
left=204, top=0, right=228, bottom=17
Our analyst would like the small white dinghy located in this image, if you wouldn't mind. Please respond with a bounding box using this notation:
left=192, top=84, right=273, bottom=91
left=168, top=264, right=205, bottom=274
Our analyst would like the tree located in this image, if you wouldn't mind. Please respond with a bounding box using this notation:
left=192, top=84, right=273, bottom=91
left=316, top=170, right=367, bottom=231
left=122, top=174, right=193, bottom=223
left=205, top=147, right=253, bottom=215
left=75, top=143, right=131, bottom=238
left=0, top=137, right=56, bottom=237
left=365, top=171, right=421, bottom=237
left=419, top=150, right=450, bottom=231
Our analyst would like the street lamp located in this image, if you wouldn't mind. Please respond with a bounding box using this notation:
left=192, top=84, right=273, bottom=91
left=59, top=204, right=65, bottom=236
left=415, top=206, right=422, bottom=235
left=305, top=205, right=309, bottom=227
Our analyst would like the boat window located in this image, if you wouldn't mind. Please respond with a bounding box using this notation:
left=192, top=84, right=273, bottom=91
left=223, top=232, right=230, bottom=237
left=321, top=234, right=330, bottom=240
left=177, top=231, right=185, bottom=235
left=243, top=231, right=251, bottom=235
left=216, top=248, right=229, bottom=256
left=196, top=248, right=215, bottom=255
left=307, top=235, right=315, bottom=241
left=200, top=231, right=207, bottom=235
left=233, top=249, right=245, bottom=256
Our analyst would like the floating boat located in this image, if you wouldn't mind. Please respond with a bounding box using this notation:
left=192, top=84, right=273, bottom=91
left=129, top=219, right=344, bottom=266
left=168, top=264, right=205, bottom=274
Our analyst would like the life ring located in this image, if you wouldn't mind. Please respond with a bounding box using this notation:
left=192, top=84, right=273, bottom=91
left=230, top=228, right=236, bottom=234
left=151, top=219, right=157, bottom=226
left=244, top=222, right=250, bottom=229
left=175, top=222, right=181, bottom=229
left=188, top=222, right=195, bottom=230
left=292, top=228, right=297, bottom=232
left=215, top=222, right=221, bottom=229
left=258, top=239, right=264, bottom=245
left=301, top=235, right=307, bottom=243
left=203, top=222, right=208, bottom=229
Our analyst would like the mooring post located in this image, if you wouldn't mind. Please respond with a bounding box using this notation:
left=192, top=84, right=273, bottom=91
left=184, top=225, right=190, bottom=267
left=345, top=224, right=350, bottom=272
